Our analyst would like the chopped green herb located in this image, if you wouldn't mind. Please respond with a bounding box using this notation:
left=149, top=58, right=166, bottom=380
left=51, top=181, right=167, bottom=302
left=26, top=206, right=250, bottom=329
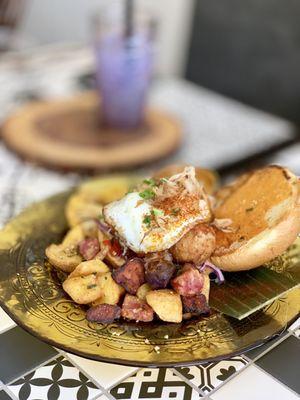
left=143, top=178, right=157, bottom=187
left=171, top=207, right=181, bottom=216
left=151, top=208, right=164, bottom=217
left=143, top=214, right=152, bottom=228
left=87, top=284, right=97, bottom=289
left=245, top=207, right=254, bottom=212
left=98, top=214, right=104, bottom=220
left=139, top=189, right=155, bottom=200
left=160, top=178, right=168, bottom=183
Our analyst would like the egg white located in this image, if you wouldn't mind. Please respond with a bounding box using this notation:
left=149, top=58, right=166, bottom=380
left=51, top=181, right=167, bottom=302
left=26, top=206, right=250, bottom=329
left=104, top=192, right=207, bottom=253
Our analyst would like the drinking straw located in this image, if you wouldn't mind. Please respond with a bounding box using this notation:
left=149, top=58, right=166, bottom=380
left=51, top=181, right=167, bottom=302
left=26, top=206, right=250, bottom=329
left=124, top=0, right=134, bottom=37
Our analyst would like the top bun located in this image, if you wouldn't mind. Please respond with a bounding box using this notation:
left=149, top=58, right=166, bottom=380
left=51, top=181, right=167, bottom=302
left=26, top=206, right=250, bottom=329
left=211, top=165, right=300, bottom=271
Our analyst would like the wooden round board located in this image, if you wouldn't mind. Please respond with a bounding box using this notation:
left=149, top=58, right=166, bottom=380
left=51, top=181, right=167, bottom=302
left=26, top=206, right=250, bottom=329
left=2, top=92, right=182, bottom=171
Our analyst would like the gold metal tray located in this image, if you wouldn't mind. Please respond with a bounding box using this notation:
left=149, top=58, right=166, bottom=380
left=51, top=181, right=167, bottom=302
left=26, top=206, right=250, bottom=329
left=0, top=192, right=299, bottom=367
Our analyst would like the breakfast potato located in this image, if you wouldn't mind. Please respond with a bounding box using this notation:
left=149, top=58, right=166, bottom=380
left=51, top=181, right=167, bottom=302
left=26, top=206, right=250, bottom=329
left=92, top=272, right=125, bottom=305
left=45, top=244, right=82, bottom=273
left=136, top=283, right=152, bottom=301
left=69, top=259, right=109, bottom=279
left=146, top=289, right=182, bottom=323
left=201, top=273, right=210, bottom=301
left=63, top=274, right=102, bottom=304
left=66, top=193, right=103, bottom=228
left=63, top=219, right=99, bottom=246
left=78, top=175, right=140, bottom=204
left=62, top=224, right=85, bottom=247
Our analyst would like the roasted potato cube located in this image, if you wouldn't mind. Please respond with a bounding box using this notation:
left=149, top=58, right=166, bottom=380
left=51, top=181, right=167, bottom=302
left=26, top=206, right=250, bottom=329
left=78, top=175, right=140, bottom=204
left=69, top=259, right=109, bottom=278
left=92, top=272, right=125, bottom=305
left=63, top=274, right=102, bottom=304
left=105, top=252, right=126, bottom=268
left=86, top=304, right=121, bottom=323
left=62, top=224, right=85, bottom=247
left=62, top=219, right=99, bottom=248
left=121, top=294, right=154, bottom=322
left=201, top=273, right=210, bottom=302
left=45, top=244, right=82, bottom=273
left=65, top=193, right=103, bottom=227
left=146, top=289, right=182, bottom=323
left=136, top=283, right=152, bottom=301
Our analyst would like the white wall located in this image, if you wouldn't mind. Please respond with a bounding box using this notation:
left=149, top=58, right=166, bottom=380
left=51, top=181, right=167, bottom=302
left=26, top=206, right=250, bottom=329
left=19, top=0, right=195, bottom=76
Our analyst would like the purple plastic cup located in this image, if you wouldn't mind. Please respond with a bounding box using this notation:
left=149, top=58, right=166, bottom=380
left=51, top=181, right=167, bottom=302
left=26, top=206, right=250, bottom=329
left=94, top=5, right=155, bottom=130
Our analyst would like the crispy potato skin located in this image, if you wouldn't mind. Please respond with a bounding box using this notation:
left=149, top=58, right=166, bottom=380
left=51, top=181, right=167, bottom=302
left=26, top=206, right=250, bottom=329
left=45, top=244, right=82, bottom=273
left=146, top=289, right=182, bottom=323
left=65, top=193, right=103, bottom=228
left=92, top=272, right=125, bottom=306
left=136, top=283, right=152, bottom=301
left=63, top=274, right=102, bottom=304
left=69, top=259, right=109, bottom=278
left=170, top=224, right=216, bottom=265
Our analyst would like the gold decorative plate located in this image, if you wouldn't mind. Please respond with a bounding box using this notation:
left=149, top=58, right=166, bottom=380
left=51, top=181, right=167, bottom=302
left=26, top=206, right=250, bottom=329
left=0, top=192, right=299, bottom=367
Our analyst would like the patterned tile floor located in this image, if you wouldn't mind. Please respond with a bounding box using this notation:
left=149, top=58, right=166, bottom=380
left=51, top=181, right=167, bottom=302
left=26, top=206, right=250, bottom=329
left=0, top=312, right=299, bottom=400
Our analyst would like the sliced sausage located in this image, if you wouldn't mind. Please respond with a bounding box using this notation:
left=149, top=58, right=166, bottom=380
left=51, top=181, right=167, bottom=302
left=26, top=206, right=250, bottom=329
left=182, top=294, right=210, bottom=315
left=86, top=304, right=121, bottom=323
left=121, top=294, right=154, bottom=322
left=112, top=258, right=145, bottom=294
left=171, top=264, right=204, bottom=296
left=78, top=238, right=100, bottom=260
left=145, top=260, right=176, bottom=289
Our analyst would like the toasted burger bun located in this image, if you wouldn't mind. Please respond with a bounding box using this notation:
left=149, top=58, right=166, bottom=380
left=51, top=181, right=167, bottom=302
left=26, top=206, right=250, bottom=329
left=153, top=164, right=219, bottom=194
left=211, top=165, right=300, bottom=271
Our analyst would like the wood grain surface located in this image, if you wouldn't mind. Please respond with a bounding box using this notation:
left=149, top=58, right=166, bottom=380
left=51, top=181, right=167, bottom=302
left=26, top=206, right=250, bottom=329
left=2, top=92, right=182, bottom=171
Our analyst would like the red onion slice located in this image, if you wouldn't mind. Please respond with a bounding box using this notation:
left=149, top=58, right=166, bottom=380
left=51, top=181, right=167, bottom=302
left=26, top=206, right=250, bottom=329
left=95, top=218, right=112, bottom=235
left=199, top=260, right=225, bottom=284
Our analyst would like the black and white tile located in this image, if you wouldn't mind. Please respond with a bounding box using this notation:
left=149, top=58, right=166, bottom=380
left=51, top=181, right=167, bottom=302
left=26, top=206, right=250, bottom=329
left=66, top=353, right=138, bottom=390
left=0, top=327, right=57, bottom=384
left=175, top=356, right=249, bottom=394
left=254, top=336, right=300, bottom=395
left=110, top=368, right=202, bottom=400
left=8, top=356, right=102, bottom=400
left=0, top=308, right=15, bottom=334
left=210, top=365, right=299, bottom=400
left=0, top=390, right=14, bottom=400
